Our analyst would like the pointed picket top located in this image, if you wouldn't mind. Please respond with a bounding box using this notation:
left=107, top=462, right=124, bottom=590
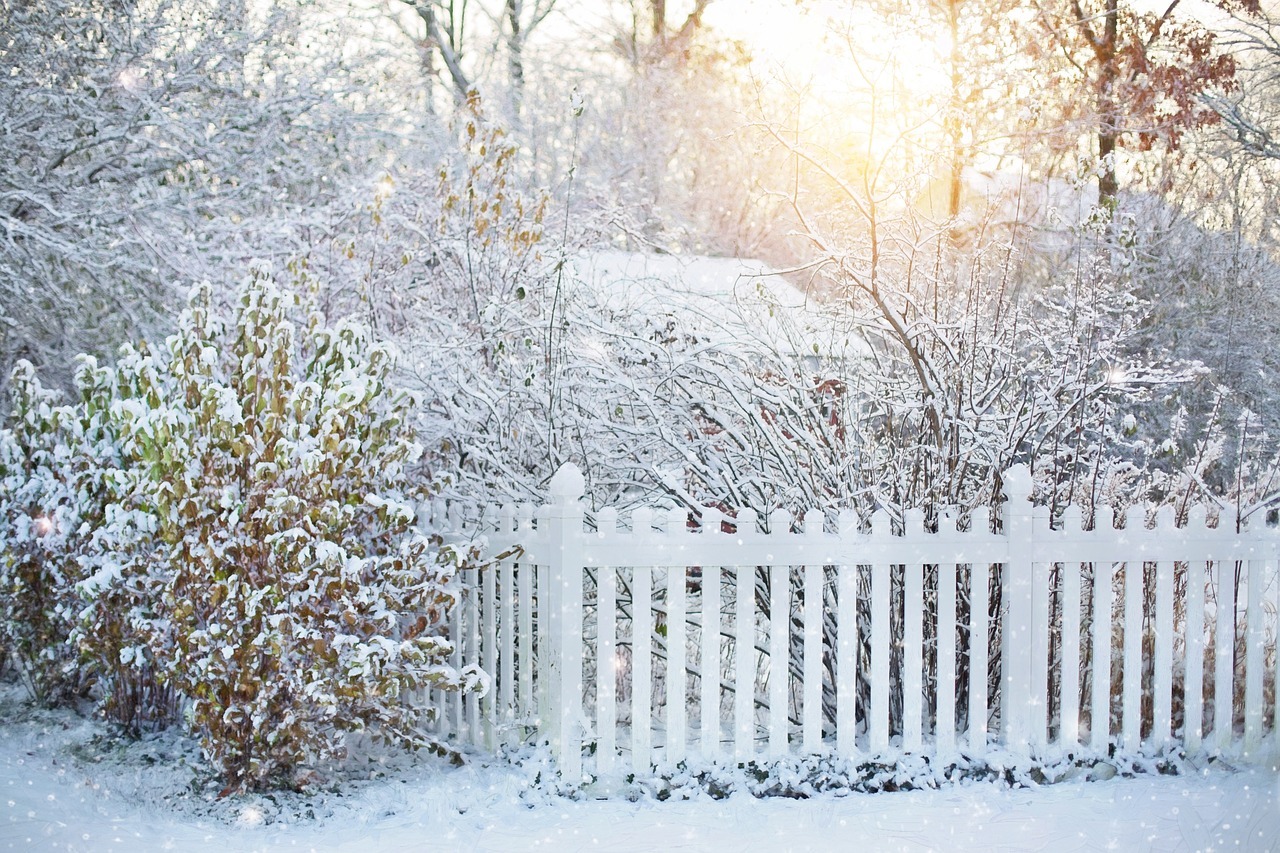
left=633, top=506, right=655, bottom=534
left=905, top=507, right=926, bottom=534
left=938, top=508, right=957, bottom=535
left=972, top=506, right=991, bottom=534
left=1002, top=464, right=1033, bottom=504
left=837, top=508, right=859, bottom=535
left=548, top=462, right=585, bottom=505
left=596, top=506, right=619, bottom=534
left=804, top=508, right=824, bottom=537
left=870, top=507, right=891, bottom=536
left=665, top=506, right=686, bottom=535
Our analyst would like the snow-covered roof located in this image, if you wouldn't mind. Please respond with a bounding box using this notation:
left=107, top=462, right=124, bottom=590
left=917, top=166, right=1101, bottom=233
left=569, top=251, right=862, bottom=360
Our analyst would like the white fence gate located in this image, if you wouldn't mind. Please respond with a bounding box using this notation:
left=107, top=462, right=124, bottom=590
left=426, top=463, right=1280, bottom=783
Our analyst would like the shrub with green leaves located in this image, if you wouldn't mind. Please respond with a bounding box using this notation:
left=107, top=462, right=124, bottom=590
left=0, top=362, right=84, bottom=704
left=1, top=269, right=482, bottom=789
left=67, top=354, right=180, bottom=733
left=0, top=354, right=177, bottom=728
left=100, top=272, right=481, bottom=790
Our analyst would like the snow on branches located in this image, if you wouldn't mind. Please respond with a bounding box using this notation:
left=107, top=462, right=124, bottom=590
left=0, top=272, right=483, bottom=791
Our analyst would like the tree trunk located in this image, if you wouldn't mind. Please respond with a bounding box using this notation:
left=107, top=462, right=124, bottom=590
left=415, top=1, right=473, bottom=102
left=1097, top=0, right=1120, bottom=206
left=946, top=0, right=964, bottom=222
left=506, top=0, right=525, bottom=118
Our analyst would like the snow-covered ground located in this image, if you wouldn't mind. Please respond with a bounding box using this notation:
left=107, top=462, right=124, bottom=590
left=3, top=688, right=1278, bottom=853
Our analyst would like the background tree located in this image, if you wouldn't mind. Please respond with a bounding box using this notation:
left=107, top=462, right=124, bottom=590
left=1030, top=0, right=1248, bottom=203
left=0, top=0, right=414, bottom=400
left=1201, top=4, right=1280, bottom=160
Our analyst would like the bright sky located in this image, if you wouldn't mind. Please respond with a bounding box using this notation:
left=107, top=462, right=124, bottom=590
left=701, top=0, right=958, bottom=182
left=704, top=0, right=951, bottom=88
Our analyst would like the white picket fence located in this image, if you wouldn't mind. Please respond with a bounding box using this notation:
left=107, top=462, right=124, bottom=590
left=425, top=463, right=1280, bottom=783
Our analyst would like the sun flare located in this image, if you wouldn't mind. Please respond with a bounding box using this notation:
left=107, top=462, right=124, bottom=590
left=708, top=1, right=955, bottom=101
left=706, top=0, right=962, bottom=182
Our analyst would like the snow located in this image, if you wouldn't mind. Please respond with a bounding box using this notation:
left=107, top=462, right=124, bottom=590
left=568, top=251, right=861, bottom=359
left=3, top=688, right=1278, bottom=852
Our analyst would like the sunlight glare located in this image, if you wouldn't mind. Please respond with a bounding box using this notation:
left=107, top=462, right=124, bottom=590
left=707, top=0, right=953, bottom=98
left=706, top=0, right=959, bottom=176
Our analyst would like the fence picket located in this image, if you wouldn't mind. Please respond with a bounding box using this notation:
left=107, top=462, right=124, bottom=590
left=870, top=509, right=890, bottom=754
left=466, top=564, right=480, bottom=745
left=548, top=466, right=585, bottom=781
left=516, top=504, right=535, bottom=728
left=768, top=563, right=789, bottom=757
left=449, top=576, right=464, bottom=739
left=1059, top=505, right=1083, bottom=750
left=597, top=563, right=618, bottom=774
left=700, top=560, right=722, bottom=758
left=836, top=549, right=858, bottom=757
left=1183, top=507, right=1208, bottom=755
left=802, top=509, right=824, bottom=754
left=535, top=506, right=551, bottom=739
left=1122, top=556, right=1143, bottom=751
left=1090, top=507, right=1116, bottom=752
left=1214, top=555, right=1236, bottom=753
left=1274, top=548, right=1280, bottom=739
left=596, top=508, right=618, bottom=777
left=666, top=507, right=689, bottom=767
left=1153, top=508, right=1175, bottom=750
left=734, top=544, right=756, bottom=759
left=632, top=507, right=654, bottom=775
left=499, top=505, right=516, bottom=746
left=936, top=510, right=958, bottom=757
left=904, top=508, right=925, bottom=753
left=482, top=554, right=497, bottom=750
left=1244, top=552, right=1264, bottom=756
left=1275, top=547, right=1280, bottom=738
left=969, top=507, right=991, bottom=755
left=969, top=567, right=989, bottom=753
left=1031, top=505, right=1051, bottom=751
left=1001, top=467, right=1033, bottom=751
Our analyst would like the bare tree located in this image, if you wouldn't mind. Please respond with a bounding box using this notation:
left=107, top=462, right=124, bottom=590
left=1204, top=7, right=1280, bottom=161
left=0, top=0, right=384, bottom=396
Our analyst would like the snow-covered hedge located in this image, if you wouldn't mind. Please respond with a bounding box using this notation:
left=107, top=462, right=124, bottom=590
left=0, top=272, right=483, bottom=791
left=0, top=362, right=89, bottom=704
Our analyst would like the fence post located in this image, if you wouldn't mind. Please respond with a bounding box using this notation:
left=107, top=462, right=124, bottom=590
left=1001, top=465, right=1034, bottom=754
left=546, top=463, right=586, bottom=782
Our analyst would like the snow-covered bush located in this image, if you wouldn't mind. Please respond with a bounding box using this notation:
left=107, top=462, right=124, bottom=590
left=0, top=354, right=179, bottom=728
left=2, top=271, right=481, bottom=784
left=88, top=273, right=482, bottom=790
left=0, top=363, right=86, bottom=704
left=65, top=355, right=180, bottom=734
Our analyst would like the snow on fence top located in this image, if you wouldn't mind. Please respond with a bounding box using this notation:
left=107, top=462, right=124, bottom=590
left=427, top=463, right=1280, bottom=786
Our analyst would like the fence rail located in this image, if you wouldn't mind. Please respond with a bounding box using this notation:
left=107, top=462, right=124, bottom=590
left=427, top=464, right=1280, bottom=783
